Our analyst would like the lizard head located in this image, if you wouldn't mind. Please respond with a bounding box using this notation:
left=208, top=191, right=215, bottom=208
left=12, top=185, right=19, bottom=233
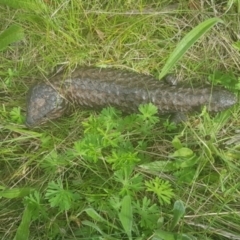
left=209, top=88, right=237, bottom=112
left=25, top=84, right=67, bottom=128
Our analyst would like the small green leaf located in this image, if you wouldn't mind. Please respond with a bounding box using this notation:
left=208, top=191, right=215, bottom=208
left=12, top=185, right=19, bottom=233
left=85, top=208, right=106, bottom=222
left=0, top=188, right=32, bottom=198
left=138, top=103, right=159, bottom=124
left=159, top=18, right=223, bottom=79
left=0, top=25, right=24, bottom=51
left=10, top=107, right=25, bottom=124
left=139, top=161, right=178, bottom=173
left=172, top=148, right=194, bottom=158
left=133, top=197, right=160, bottom=230
left=170, top=200, right=186, bottom=230
left=174, top=168, right=196, bottom=184
left=45, top=180, right=77, bottom=212
left=145, top=178, right=175, bottom=205
left=172, top=136, right=183, bottom=150
left=138, top=103, right=158, bottom=117
left=24, top=191, right=48, bottom=221
left=118, top=195, right=132, bottom=239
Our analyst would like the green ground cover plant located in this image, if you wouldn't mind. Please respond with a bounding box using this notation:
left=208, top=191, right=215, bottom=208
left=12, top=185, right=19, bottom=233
left=0, top=1, right=240, bottom=239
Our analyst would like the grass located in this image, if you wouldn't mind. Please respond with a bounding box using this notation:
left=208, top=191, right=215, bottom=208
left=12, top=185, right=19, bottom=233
left=0, top=0, right=240, bottom=239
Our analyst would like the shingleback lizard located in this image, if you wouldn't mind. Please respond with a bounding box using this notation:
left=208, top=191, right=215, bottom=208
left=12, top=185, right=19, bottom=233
left=25, top=67, right=237, bottom=127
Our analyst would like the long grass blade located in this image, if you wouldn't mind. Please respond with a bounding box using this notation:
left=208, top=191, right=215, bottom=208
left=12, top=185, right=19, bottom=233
left=14, top=206, right=32, bottom=240
left=159, top=18, right=223, bottom=79
left=0, top=25, right=24, bottom=51
left=118, top=195, right=132, bottom=239
left=0, top=0, right=36, bottom=10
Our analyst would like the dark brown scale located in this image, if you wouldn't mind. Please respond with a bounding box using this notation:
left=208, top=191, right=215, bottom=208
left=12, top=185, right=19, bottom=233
left=25, top=67, right=237, bottom=127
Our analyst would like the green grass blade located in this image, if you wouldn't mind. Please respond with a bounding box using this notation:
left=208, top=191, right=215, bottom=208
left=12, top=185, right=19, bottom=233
left=0, top=0, right=36, bottom=10
left=159, top=18, right=223, bottom=79
left=14, top=205, right=32, bottom=240
left=81, top=220, right=105, bottom=235
left=118, top=195, right=132, bottom=239
left=84, top=208, right=120, bottom=230
left=153, top=230, right=175, bottom=240
left=0, top=25, right=24, bottom=51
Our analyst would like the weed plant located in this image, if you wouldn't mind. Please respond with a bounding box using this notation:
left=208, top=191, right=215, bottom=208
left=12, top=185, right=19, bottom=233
left=0, top=1, right=240, bottom=240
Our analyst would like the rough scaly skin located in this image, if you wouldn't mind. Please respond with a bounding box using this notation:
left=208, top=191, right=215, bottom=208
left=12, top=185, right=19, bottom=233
left=25, top=67, right=237, bottom=127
